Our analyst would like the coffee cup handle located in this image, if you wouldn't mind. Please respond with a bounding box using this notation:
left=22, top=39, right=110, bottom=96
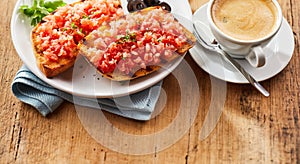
left=245, top=46, right=266, bottom=67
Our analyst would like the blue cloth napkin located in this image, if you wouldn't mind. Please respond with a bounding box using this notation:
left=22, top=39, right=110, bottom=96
left=11, top=65, right=162, bottom=121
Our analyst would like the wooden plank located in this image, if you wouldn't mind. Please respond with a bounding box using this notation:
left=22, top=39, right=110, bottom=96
left=0, top=0, right=299, bottom=163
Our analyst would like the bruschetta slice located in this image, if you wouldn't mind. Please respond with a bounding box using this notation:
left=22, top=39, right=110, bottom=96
left=79, top=6, right=196, bottom=81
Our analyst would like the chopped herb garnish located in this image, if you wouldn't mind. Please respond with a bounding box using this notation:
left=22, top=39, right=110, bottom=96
left=124, top=30, right=130, bottom=40
left=116, top=31, right=137, bottom=44
left=71, top=22, right=77, bottom=29
left=82, top=15, right=90, bottom=19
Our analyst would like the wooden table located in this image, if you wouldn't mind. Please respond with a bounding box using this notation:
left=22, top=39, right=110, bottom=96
left=1, top=0, right=299, bottom=163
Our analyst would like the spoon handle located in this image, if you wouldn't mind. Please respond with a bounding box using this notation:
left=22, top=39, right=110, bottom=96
left=217, top=48, right=270, bottom=97
left=192, top=23, right=269, bottom=97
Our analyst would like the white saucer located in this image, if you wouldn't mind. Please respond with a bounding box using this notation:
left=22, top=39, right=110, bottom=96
left=189, top=4, right=295, bottom=83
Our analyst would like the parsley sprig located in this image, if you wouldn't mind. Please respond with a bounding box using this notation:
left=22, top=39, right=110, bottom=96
left=19, top=0, right=66, bottom=26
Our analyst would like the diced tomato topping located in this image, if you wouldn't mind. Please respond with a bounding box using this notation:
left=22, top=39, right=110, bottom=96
left=98, top=30, right=185, bottom=74
left=35, top=0, right=123, bottom=62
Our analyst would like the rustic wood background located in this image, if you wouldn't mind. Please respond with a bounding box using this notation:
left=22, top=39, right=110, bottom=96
left=0, top=0, right=299, bottom=163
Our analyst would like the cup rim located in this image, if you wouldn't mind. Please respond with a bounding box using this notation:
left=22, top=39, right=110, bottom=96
left=207, top=0, right=283, bottom=44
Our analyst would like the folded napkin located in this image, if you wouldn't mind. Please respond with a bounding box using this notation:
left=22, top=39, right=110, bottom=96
left=11, top=65, right=162, bottom=121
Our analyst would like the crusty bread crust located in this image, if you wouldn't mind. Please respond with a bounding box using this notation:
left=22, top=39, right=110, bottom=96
left=32, top=27, right=78, bottom=77
left=79, top=6, right=196, bottom=81
left=101, top=65, right=161, bottom=81
left=31, top=1, right=82, bottom=78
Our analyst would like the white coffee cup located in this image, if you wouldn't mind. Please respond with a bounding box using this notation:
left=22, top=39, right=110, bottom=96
left=207, top=0, right=283, bottom=67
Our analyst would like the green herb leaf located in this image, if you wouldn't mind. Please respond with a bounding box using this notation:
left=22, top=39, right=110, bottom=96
left=19, top=0, right=67, bottom=26
left=82, top=15, right=90, bottom=19
left=44, top=0, right=66, bottom=10
left=19, top=5, right=34, bottom=16
left=71, top=22, right=77, bottom=29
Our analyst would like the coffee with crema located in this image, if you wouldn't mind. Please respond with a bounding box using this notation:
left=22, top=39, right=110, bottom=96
left=211, top=0, right=278, bottom=41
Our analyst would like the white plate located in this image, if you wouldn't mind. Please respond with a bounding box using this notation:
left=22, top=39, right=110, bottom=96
left=189, top=4, right=295, bottom=83
left=11, top=0, right=193, bottom=98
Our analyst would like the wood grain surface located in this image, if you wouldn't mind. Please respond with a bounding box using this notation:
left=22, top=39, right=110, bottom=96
left=1, top=0, right=299, bottom=163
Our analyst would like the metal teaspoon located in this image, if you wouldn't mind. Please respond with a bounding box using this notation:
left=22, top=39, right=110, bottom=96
left=192, top=23, right=270, bottom=97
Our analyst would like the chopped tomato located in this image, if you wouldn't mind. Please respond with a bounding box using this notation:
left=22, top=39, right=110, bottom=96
left=98, top=30, right=184, bottom=74
left=35, top=0, right=123, bottom=62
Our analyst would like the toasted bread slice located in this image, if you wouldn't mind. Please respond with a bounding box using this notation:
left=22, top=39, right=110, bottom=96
left=31, top=0, right=123, bottom=77
left=79, top=6, right=196, bottom=81
left=31, top=32, right=78, bottom=77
